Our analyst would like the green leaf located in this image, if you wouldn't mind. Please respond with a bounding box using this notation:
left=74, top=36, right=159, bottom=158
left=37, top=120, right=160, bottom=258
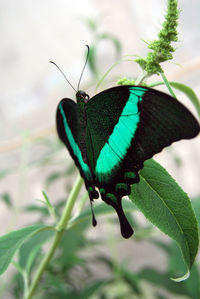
left=0, top=224, right=52, bottom=275
left=130, top=159, right=199, bottom=279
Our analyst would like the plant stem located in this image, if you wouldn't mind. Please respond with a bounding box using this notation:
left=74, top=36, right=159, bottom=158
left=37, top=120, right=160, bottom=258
left=24, top=174, right=83, bottom=299
left=56, top=175, right=83, bottom=231
left=135, top=70, right=148, bottom=86
left=160, top=72, right=177, bottom=98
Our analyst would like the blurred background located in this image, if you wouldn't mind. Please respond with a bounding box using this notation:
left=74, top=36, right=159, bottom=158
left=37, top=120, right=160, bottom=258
left=0, top=0, right=200, bottom=298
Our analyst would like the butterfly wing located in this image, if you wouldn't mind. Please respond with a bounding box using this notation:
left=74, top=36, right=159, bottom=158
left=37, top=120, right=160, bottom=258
left=129, top=87, right=200, bottom=166
left=56, top=98, right=99, bottom=201
left=85, top=86, right=199, bottom=237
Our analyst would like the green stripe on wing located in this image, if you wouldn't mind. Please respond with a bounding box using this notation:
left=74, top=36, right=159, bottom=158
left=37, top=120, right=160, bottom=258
left=59, top=103, right=92, bottom=180
left=95, top=87, right=146, bottom=182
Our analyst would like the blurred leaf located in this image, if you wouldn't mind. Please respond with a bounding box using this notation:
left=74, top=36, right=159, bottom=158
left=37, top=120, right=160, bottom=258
left=167, top=240, right=200, bottom=298
left=11, top=272, right=24, bottom=299
left=42, top=272, right=70, bottom=298
left=18, top=229, right=53, bottom=273
left=184, top=264, right=200, bottom=299
left=191, top=196, right=200, bottom=225
left=45, top=171, right=64, bottom=187
left=45, top=164, right=75, bottom=188
left=130, top=159, right=199, bottom=279
left=156, top=294, right=168, bottom=299
left=139, top=268, right=186, bottom=295
left=120, top=269, right=141, bottom=295
left=80, top=280, right=105, bottom=299
left=98, top=33, right=122, bottom=57
left=85, top=17, right=98, bottom=32
left=0, top=192, right=13, bottom=208
left=139, top=264, right=200, bottom=299
left=167, top=240, right=187, bottom=276
left=87, top=45, right=98, bottom=77
left=0, top=168, right=12, bottom=180
left=87, top=33, right=121, bottom=78
left=52, top=225, right=89, bottom=273
left=24, top=204, right=49, bottom=216
left=0, top=224, right=52, bottom=275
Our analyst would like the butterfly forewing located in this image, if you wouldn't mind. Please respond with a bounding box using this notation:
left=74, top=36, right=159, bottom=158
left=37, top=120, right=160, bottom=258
left=56, top=98, right=99, bottom=200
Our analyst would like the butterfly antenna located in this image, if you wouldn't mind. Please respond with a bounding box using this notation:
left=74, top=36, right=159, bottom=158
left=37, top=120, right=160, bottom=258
left=77, top=45, right=90, bottom=91
left=49, top=61, right=77, bottom=92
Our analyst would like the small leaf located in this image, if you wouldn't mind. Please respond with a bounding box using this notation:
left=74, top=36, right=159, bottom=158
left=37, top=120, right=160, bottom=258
left=0, top=192, right=13, bottom=207
left=130, top=159, right=199, bottom=279
left=24, top=204, right=49, bottom=216
left=0, top=224, right=52, bottom=275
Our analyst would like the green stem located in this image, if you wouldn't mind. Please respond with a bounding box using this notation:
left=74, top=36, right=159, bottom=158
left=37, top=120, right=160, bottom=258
left=160, top=72, right=177, bottom=98
left=24, top=175, right=83, bottom=299
left=56, top=175, right=83, bottom=231
left=135, top=70, right=148, bottom=86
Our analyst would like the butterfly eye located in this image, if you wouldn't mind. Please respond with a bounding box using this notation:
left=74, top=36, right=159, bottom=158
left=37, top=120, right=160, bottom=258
left=77, top=90, right=90, bottom=102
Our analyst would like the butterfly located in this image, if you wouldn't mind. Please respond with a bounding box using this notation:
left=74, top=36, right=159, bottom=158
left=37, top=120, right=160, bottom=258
left=56, top=84, right=200, bottom=238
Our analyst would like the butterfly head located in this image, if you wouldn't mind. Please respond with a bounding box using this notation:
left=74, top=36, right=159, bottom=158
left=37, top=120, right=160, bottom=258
left=76, top=90, right=90, bottom=103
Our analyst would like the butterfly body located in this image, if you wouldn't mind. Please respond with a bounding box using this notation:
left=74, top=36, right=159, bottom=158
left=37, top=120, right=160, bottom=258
left=56, top=85, right=200, bottom=238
